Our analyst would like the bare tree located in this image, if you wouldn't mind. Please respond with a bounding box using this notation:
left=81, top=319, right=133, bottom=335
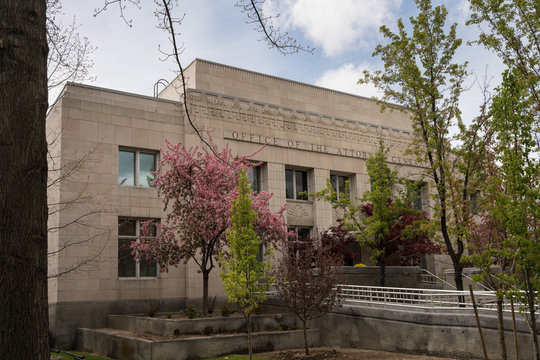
left=46, top=127, right=112, bottom=279
left=274, top=236, right=344, bottom=355
left=235, top=0, right=313, bottom=55
left=47, top=0, right=95, bottom=100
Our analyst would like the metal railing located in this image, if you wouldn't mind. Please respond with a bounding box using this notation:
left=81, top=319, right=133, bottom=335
left=420, top=269, right=456, bottom=289
left=336, top=284, right=503, bottom=311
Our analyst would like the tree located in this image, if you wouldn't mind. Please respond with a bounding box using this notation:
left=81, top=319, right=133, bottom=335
left=361, top=203, right=438, bottom=267
left=46, top=0, right=95, bottom=100
left=219, top=169, right=274, bottom=360
left=274, top=235, right=344, bottom=355
left=486, top=68, right=540, bottom=360
left=312, top=141, right=433, bottom=286
left=468, top=0, right=539, bottom=103
left=134, top=139, right=288, bottom=315
left=469, top=213, right=513, bottom=360
left=361, top=0, right=492, bottom=291
left=359, top=142, right=434, bottom=286
left=319, top=225, right=359, bottom=266
left=0, top=0, right=301, bottom=357
left=0, top=1, right=50, bottom=359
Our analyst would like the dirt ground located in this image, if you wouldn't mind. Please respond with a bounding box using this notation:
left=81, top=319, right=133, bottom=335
left=256, top=347, right=459, bottom=360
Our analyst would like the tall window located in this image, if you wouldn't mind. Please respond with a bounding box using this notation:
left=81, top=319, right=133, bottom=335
left=412, top=183, right=426, bottom=211
left=285, top=169, right=308, bottom=200
left=247, top=165, right=262, bottom=193
left=330, top=174, right=349, bottom=200
left=118, top=149, right=157, bottom=187
left=118, top=218, right=158, bottom=278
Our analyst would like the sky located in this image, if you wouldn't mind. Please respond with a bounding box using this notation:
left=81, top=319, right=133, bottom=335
left=56, top=0, right=506, bottom=124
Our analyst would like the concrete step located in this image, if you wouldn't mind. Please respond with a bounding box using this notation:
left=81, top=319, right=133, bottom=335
left=76, top=327, right=319, bottom=360
left=107, top=313, right=297, bottom=337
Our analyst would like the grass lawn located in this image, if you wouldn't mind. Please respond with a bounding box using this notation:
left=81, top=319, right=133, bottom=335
left=50, top=350, right=112, bottom=360
left=202, top=355, right=271, bottom=360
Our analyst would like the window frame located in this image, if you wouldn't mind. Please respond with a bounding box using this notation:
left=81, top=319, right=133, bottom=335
left=285, top=169, right=309, bottom=201
left=412, top=182, right=427, bottom=211
left=118, top=148, right=159, bottom=188
left=330, top=174, right=350, bottom=201
left=247, top=164, right=263, bottom=193
left=118, top=217, right=159, bottom=279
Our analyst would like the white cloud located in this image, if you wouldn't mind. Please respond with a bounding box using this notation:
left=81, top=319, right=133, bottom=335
left=264, top=0, right=402, bottom=56
left=315, top=63, right=383, bottom=99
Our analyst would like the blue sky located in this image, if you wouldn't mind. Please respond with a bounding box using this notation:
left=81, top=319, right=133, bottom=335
left=57, top=0, right=505, bottom=123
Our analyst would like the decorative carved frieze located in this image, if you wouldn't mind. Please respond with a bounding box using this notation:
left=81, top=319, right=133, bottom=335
left=186, top=90, right=418, bottom=162
left=287, top=202, right=312, bottom=218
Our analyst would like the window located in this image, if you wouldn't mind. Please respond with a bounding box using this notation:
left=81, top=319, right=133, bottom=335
left=118, top=149, right=157, bottom=187
left=412, top=183, right=426, bottom=211
left=118, top=218, right=158, bottom=278
left=247, top=165, right=262, bottom=193
left=285, top=169, right=308, bottom=200
left=330, top=174, right=349, bottom=200
left=289, top=226, right=311, bottom=242
left=471, top=190, right=481, bottom=213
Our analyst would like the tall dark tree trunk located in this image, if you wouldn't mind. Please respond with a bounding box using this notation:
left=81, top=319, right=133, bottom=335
left=524, top=268, right=540, bottom=360
left=496, top=296, right=508, bottom=360
left=0, top=1, right=49, bottom=359
left=302, top=318, right=309, bottom=355
left=202, top=270, right=209, bottom=315
left=247, top=313, right=253, bottom=360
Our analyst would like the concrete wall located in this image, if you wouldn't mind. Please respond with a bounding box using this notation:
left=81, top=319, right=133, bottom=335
left=161, top=59, right=412, bottom=132
left=342, top=266, right=422, bottom=288
left=317, top=304, right=536, bottom=360
left=77, top=327, right=319, bottom=360
left=50, top=297, right=186, bottom=349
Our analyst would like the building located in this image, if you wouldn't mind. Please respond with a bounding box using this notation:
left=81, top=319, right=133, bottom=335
left=47, top=58, right=432, bottom=347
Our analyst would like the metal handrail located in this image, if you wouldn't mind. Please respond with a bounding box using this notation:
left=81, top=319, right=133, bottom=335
left=336, top=284, right=509, bottom=311
left=420, top=269, right=456, bottom=289
left=462, top=273, right=493, bottom=291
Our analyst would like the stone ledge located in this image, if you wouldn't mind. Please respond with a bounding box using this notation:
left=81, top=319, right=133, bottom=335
left=77, top=327, right=319, bottom=360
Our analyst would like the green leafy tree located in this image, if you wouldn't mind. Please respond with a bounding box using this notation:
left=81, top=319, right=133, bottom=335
left=360, top=142, right=429, bottom=286
left=219, top=169, right=274, bottom=360
left=488, top=68, right=540, bottom=360
left=466, top=3, right=539, bottom=357
left=361, top=0, right=492, bottom=291
left=468, top=0, right=539, bottom=103
left=312, top=141, right=431, bottom=286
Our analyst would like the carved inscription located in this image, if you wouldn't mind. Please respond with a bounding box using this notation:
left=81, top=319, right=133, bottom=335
left=186, top=90, right=421, bottom=166
left=225, top=130, right=424, bottom=167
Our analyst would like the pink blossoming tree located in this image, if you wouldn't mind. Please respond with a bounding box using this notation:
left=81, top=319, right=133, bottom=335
left=133, top=139, right=289, bottom=314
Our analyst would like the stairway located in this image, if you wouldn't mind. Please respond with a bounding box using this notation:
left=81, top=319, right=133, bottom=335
left=76, top=313, right=319, bottom=360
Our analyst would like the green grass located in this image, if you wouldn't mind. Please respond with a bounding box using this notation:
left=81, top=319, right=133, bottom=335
left=201, top=355, right=271, bottom=360
left=50, top=350, right=112, bottom=360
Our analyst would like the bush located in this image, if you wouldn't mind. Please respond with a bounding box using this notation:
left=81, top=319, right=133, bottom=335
left=146, top=298, right=164, bottom=317
left=186, top=304, right=198, bottom=319
left=221, top=304, right=231, bottom=317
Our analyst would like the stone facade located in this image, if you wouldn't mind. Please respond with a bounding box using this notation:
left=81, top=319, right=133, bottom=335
left=47, top=59, right=436, bottom=347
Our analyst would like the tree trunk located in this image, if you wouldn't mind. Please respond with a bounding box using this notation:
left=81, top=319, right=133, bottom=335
left=202, top=270, right=209, bottom=315
left=453, top=260, right=464, bottom=305
left=525, top=269, right=540, bottom=360
left=528, top=302, right=540, bottom=360
left=247, top=313, right=253, bottom=360
left=496, top=296, right=508, bottom=360
left=303, top=318, right=309, bottom=355
left=0, top=1, right=49, bottom=359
